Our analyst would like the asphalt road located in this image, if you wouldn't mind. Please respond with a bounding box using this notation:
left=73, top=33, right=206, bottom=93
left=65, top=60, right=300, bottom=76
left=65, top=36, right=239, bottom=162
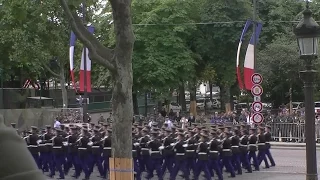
left=47, top=148, right=318, bottom=180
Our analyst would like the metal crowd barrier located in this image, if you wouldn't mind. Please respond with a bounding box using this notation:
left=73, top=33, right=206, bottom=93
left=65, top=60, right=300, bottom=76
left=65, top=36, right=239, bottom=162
left=197, top=122, right=320, bottom=143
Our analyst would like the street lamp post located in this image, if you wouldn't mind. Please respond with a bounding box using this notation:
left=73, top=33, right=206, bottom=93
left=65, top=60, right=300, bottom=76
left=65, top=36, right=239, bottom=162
left=294, top=2, right=320, bottom=180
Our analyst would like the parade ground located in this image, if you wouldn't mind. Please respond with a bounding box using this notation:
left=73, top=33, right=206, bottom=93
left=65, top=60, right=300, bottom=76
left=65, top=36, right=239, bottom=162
left=47, top=148, right=318, bottom=180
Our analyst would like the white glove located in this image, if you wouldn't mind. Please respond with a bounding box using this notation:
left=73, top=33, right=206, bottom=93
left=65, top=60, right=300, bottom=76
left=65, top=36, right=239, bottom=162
left=183, top=144, right=188, bottom=148
left=170, top=143, right=174, bottom=146
left=159, top=146, right=164, bottom=150
left=87, top=142, right=93, bottom=146
left=134, top=143, right=140, bottom=146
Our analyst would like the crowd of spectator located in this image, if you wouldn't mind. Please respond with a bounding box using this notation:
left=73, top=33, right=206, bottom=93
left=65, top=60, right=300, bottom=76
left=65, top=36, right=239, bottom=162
left=55, top=109, right=83, bottom=123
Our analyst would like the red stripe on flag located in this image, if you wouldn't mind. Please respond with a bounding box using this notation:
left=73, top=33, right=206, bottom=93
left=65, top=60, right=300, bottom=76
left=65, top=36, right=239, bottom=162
left=244, top=67, right=254, bottom=90
left=236, top=67, right=244, bottom=90
left=79, top=70, right=91, bottom=92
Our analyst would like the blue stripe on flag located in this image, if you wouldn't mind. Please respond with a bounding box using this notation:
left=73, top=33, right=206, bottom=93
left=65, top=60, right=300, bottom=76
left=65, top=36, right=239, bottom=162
left=240, top=20, right=252, bottom=41
left=70, top=32, right=77, bottom=46
left=249, top=22, right=263, bottom=45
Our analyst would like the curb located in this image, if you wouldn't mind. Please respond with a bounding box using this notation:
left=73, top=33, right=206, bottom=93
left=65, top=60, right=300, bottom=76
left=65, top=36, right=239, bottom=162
left=271, top=142, right=320, bottom=148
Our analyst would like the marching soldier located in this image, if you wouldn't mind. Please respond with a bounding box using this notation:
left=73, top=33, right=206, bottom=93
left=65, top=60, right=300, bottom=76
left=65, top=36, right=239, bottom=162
left=185, top=130, right=197, bottom=177
left=146, top=131, right=163, bottom=180
left=40, top=125, right=53, bottom=172
left=231, top=129, right=242, bottom=175
left=208, top=131, right=223, bottom=180
left=49, top=128, right=65, bottom=179
left=76, top=128, right=90, bottom=179
left=89, top=128, right=104, bottom=177
left=170, top=132, right=188, bottom=180
left=265, top=125, right=275, bottom=166
left=27, top=126, right=40, bottom=169
left=138, top=128, right=150, bottom=172
left=239, top=129, right=252, bottom=173
left=257, top=126, right=270, bottom=168
left=194, top=133, right=211, bottom=180
left=161, top=129, right=174, bottom=175
left=221, top=131, right=235, bottom=178
left=65, top=127, right=79, bottom=176
left=102, top=128, right=112, bottom=178
left=248, top=128, right=259, bottom=171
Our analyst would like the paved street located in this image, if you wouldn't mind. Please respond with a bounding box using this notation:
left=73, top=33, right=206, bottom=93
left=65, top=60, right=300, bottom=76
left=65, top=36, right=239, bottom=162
left=47, top=148, right=318, bottom=180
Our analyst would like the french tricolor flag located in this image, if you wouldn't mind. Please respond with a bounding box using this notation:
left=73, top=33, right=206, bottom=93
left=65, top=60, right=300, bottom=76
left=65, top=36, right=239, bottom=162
left=243, top=23, right=262, bottom=90
left=79, top=26, right=95, bottom=93
left=69, top=25, right=95, bottom=93
left=236, top=20, right=252, bottom=90
left=69, top=32, right=77, bottom=89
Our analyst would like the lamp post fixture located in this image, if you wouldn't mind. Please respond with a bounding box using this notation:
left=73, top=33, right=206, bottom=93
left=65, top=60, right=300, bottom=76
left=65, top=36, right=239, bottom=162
left=294, top=1, right=320, bottom=180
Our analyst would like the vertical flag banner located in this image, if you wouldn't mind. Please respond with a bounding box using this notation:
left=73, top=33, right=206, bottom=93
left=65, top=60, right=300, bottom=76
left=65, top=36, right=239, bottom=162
left=236, top=20, right=252, bottom=90
left=69, top=32, right=77, bottom=90
left=79, top=25, right=95, bottom=93
left=243, top=23, right=263, bottom=90
left=69, top=25, right=95, bottom=93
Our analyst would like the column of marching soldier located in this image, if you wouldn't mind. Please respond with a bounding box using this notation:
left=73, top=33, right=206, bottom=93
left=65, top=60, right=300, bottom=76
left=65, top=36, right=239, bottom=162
left=13, top=121, right=276, bottom=180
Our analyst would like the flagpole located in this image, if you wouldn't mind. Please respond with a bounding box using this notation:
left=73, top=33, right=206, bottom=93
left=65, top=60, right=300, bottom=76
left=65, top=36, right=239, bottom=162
left=82, top=0, right=88, bottom=123
left=253, top=0, right=257, bottom=72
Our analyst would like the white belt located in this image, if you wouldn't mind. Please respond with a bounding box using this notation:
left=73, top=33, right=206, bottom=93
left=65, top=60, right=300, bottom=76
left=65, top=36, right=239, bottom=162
left=176, top=153, right=185, bottom=155
left=103, top=147, right=111, bottom=150
left=46, top=143, right=53, bottom=146
left=150, top=151, right=160, bottom=154
left=141, top=148, right=148, bottom=151
left=198, top=152, right=207, bottom=155
left=240, top=145, right=247, bottom=147
left=258, top=143, right=265, bottom=146
left=132, top=150, right=137, bottom=152
left=29, top=145, right=38, bottom=148
left=186, top=150, right=194, bottom=152
left=248, top=144, right=257, bottom=147
left=92, top=146, right=100, bottom=149
left=53, top=146, right=62, bottom=149
left=222, top=149, right=231, bottom=152
left=265, top=142, right=270, bottom=144
left=38, top=144, right=46, bottom=147
left=78, top=148, right=87, bottom=150
left=209, top=151, right=219, bottom=153
left=231, top=146, right=239, bottom=148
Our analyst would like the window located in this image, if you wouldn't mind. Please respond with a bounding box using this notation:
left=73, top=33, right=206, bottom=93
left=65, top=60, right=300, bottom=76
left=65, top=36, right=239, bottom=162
left=315, top=102, right=320, bottom=107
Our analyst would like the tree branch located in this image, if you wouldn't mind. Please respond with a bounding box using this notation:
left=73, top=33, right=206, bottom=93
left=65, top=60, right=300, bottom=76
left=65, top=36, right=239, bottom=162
left=59, top=0, right=116, bottom=73
left=43, top=63, right=60, bottom=78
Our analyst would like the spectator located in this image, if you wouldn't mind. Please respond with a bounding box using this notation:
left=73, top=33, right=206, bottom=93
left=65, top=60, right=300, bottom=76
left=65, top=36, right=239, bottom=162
left=54, top=118, right=61, bottom=128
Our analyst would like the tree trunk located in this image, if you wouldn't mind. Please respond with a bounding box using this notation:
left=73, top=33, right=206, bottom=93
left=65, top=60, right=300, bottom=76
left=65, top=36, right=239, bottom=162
left=144, top=91, right=148, bottom=117
left=220, top=85, right=231, bottom=112
left=190, top=85, right=197, bottom=117
left=209, top=81, right=213, bottom=101
left=59, top=66, right=68, bottom=109
left=132, top=91, right=139, bottom=115
left=179, top=82, right=186, bottom=113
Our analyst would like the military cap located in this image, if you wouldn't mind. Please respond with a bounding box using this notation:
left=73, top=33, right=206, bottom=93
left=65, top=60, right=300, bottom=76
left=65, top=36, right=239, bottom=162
left=187, top=127, right=193, bottom=130
left=11, top=123, right=16, bottom=127
left=60, top=124, right=65, bottom=128
left=55, top=128, right=62, bottom=132
left=65, top=126, right=70, bottom=130
left=165, top=128, right=172, bottom=132
left=70, top=126, right=77, bottom=130
left=163, top=123, right=169, bottom=127
left=95, top=125, right=100, bottom=129
left=224, top=126, right=232, bottom=129
left=150, top=131, right=159, bottom=135
left=82, top=126, right=88, bottom=129
left=188, top=130, right=196, bottom=135
left=93, top=129, right=99, bottom=132
left=218, top=126, right=225, bottom=130
left=133, top=123, right=139, bottom=127
left=210, top=125, right=216, bottom=128
left=103, top=123, right=109, bottom=127
left=192, top=124, right=198, bottom=127
left=31, top=126, right=38, bottom=130
left=258, top=126, right=265, bottom=129
left=145, top=126, right=151, bottom=129
left=90, top=122, right=95, bottom=125
left=107, top=129, right=113, bottom=133
left=200, top=133, right=208, bottom=138
left=235, top=124, right=241, bottom=128
left=161, top=127, right=166, bottom=131
left=177, top=128, right=184, bottom=133
left=210, top=131, right=217, bottom=135
left=265, top=125, right=271, bottom=129
left=151, top=122, right=158, bottom=126
left=83, top=128, right=89, bottom=132
left=171, top=126, right=176, bottom=130
left=143, top=122, right=148, bottom=126
left=45, top=125, right=52, bottom=129
left=142, top=128, right=148, bottom=132
left=202, top=129, right=209, bottom=133
left=250, top=127, right=256, bottom=131
left=69, top=124, right=74, bottom=127
left=176, top=132, right=184, bottom=136
left=153, top=127, right=160, bottom=131
left=41, top=129, right=46, bottom=132
left=137, top=126, right=143, bottom=130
